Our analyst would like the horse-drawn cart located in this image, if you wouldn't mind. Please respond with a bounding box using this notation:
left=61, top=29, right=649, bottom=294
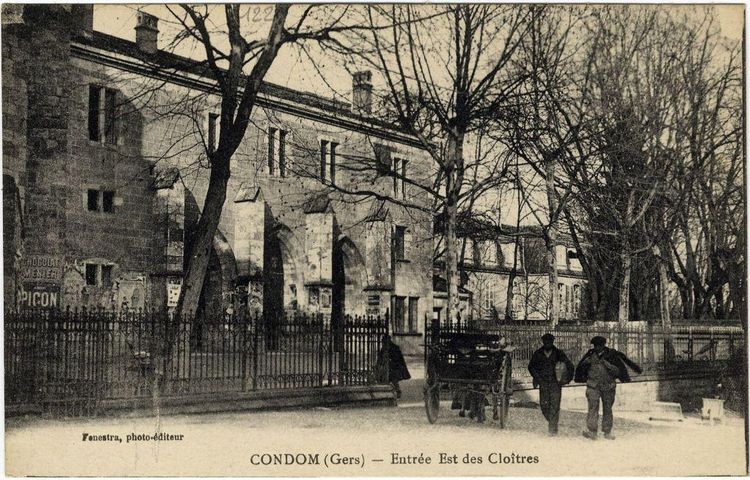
left=423, top=330, right=513, bottom=427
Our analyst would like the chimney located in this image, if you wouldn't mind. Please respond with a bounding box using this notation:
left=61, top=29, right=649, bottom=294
left=135, top=11, right=159, bottom=54
left=352, top=71, right=373, bottom=115
left=71, top=5, right=94, bottom=39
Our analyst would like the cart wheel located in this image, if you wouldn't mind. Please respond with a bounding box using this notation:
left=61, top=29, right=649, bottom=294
left=497, top=393, right=510, bottom=428
left=425, top=385, right=440, bottom=424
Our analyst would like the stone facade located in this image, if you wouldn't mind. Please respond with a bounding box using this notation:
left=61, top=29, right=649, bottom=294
left=2, top=6, right=434, bottom=349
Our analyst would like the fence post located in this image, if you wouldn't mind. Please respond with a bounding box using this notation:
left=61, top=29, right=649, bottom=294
left=318, top=317, right=324, bottom=387
left=252, top=312, right=259, bottom=390
left=710, top=328, right=716, bottom=362
left=327, top=313, right=334, bottom=386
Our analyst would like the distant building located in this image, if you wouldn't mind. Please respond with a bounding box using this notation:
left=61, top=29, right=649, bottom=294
left=438, top=215, right=587, bottom=323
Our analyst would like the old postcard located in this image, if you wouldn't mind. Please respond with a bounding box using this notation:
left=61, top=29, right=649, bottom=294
left=3, top=3, right=747, bottom=477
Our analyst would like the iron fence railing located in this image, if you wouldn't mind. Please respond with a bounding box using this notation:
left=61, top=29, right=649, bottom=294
left=5, top=308, right=388, bottom=414
left=425, top=320, right=745, bottom=384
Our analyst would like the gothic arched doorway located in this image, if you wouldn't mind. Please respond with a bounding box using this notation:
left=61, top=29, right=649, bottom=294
left=263, top=225, right=302, bottom=346
left=332, top=237, right=367, bottom=345
left=194, top=232, right=237, bottom=349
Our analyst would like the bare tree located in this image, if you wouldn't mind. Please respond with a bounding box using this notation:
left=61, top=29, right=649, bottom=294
left=654, top=10, right=744, bottom=322
left=342, top=5, right=534, bottom=324
left=491, top=5, right=589, bottom=326
left=162, top=5, right=367, bottom=320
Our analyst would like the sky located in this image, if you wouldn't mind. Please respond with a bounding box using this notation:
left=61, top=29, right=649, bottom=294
left=92, top=4, right=744, bottom=104
left=91, top=4, right=744, bottom=227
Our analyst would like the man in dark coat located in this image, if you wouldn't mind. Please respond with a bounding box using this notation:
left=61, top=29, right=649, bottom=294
left=377, top=335, right=411, bottom=398
left=575, top=336, right=643, bottom=440
left=528, top=333, right=575, bottom=435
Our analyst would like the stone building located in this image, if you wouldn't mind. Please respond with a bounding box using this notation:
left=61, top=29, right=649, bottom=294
left=2, top=5, right=434, bottom=351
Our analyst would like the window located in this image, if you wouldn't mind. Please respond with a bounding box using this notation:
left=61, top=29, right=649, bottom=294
left=86, top=189, right=116, bottom=213
left=85, top=263, right=114, bottom=288
left=268, top=127, right=276, bottom=175
left=85, top=264, right=97, bottom=286
left=500, top=242, right=519, bottom=268
left=320, top=140, right=337, bottom=183
left=320, top=140, right=328, bottom=180
left=329, top=142, right=336, bottom=184
left=465, top=238, right=478, bottom=264
left=101, top=265, right=113, bottom=287
left=392, top=157, right=407, bottom=198
left=104, top=89, right=117, bottom=144
left=394, top=226, right=406, bottom=261
left=393, top=296, right=406, bottom=333
left=556, top=245, right=568, bottom=269
left=401, top=160, right=407, bottom=198
left=102, top=191, right=114, bottom=213
left=483, top=288, right=496, bottom=310
left=87, top=189, right=99, bottom=211
left=168, top=225, right=184, bottom=242
left=408, top=297, right=419, bottom=333
left=479, top=241, right=498, bottom=267
left=88, top=85, right=118, bottom=144
left=267, top=127, right=288, bottom=177
left=208, top=113, right=219, bottom=153
left=567, top=248, right=582, bottom=271
left=558, top=283, right=566, bottom=319
left=279, top=130, right=286, bottom=177
left=88, top=86, right=100, bottom=141
left=573, top=284, right=581, bottom=318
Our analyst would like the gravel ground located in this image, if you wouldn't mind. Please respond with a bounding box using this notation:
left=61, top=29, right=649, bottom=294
left=6, top=401, right=747, bottom=476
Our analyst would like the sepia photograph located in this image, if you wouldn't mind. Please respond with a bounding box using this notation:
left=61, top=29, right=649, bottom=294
left=2, top=2, right=747, bottom=476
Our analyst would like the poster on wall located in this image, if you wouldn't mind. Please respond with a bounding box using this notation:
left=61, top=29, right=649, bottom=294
left=320, top=289, right=331, bottom=309
left=167, top=278, right=182, bottom=308
left=21, top=255, right=63, bottom=283
left=18, top=283, right=60, bottom=309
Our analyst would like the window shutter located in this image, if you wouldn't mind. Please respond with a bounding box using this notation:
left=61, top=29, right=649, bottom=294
left=320, top=140, right=328, bottom=180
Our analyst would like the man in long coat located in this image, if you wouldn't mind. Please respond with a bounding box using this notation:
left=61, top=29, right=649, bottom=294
left=575, top=336, right=642, bottom=440
left=377, top=335, right=411, bottom=398
left=528, top=333, right=575, bottom=435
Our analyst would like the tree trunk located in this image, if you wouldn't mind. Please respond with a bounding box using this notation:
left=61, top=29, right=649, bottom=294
left=618, top=251, right=631, bottom=325
left=544, top=156, right=559, bottom=327
left=656, top=246, right=671, bottom=328
left=177, top=160, right=231, bottom=320
left=444, top=133, right=465, bottom=326
left=505, top=211, right=522, bottom=321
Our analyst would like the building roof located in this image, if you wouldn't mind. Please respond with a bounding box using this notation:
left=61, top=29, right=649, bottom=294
left=152, top=167, right=180, bottom=189
left=73, top=30, right=419, bottom=145
left=302, top=194, right=333, bottom=214
left=434, top=210, right=581, bottom=245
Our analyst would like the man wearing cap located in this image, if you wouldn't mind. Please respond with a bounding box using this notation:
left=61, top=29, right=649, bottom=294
left=575, top=336, right=643, bottom=440
left=528, top=333, right=575, bottom=435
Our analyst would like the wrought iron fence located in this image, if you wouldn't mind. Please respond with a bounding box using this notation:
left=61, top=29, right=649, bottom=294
left=425, top=320, right=745, bottom=383
left=5, top=308, right=389, bottom=414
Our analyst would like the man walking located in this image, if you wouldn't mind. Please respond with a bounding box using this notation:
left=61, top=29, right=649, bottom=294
left=528, top=333, right=575, bottom=436
left=376, top=334, right=411, bottom=399
left=575, top=336, right=643, bottom=440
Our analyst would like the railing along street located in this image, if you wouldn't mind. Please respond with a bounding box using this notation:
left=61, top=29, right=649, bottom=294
left=425, top=319, right=745, bottom=384
left=5, top=307, right=389, bottom=415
